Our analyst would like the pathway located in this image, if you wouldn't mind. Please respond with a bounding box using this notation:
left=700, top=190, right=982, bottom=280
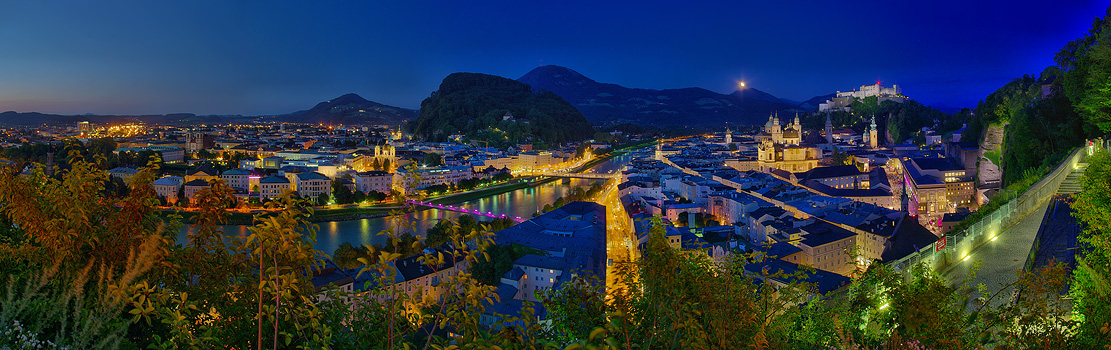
left=946, top=201, right=1049, bottom=308
left=945, top=159, right=1089, bottom=309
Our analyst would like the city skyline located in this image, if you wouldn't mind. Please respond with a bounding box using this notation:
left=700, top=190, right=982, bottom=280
left=0, top=0, right=1105, bottom=116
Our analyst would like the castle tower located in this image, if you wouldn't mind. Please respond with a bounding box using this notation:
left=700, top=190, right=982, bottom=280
left=869, top=116, right=879, bottom=149
left=655, top=142, right=663, bottom=161
left=825, top=113, right=834, bottom=145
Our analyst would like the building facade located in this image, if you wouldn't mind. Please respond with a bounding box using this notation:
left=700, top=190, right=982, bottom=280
left=258, top=175, right=291, bottom=199
left=904, top=157, right=975, bottom=218
left=355, top=171, right=393, bottom=194
left=295, top=172, right=331, bottom=198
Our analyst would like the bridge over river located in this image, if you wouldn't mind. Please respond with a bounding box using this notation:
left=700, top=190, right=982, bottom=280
left=405, top=200, right=527, bottom=223
left=538, top=171, right=621, bottom=180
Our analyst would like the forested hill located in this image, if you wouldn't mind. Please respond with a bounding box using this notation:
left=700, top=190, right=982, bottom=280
left=964, top=9, right=1109, bottom=186
left=410, top=72, right=593, bottom=147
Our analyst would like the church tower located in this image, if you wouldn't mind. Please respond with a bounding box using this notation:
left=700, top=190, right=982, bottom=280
left=771, top=112, right=783, bottom=143
left=868, top=116, right=879, bottom=149
left=725, top=127, right=732, bottom=145
left=792, top=112, right=801, bottom=131
left=825, top=113, right=834, bottom=144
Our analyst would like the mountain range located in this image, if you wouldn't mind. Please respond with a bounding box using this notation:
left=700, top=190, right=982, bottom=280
left=0, top=93, right=416, bottom=127
left=2, top=65, right=837, bottom=128
left=517, top=65, right=814, bottom=126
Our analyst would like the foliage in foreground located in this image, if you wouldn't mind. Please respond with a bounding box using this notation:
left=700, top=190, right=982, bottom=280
left=0, top=151, right=1106, bottom=349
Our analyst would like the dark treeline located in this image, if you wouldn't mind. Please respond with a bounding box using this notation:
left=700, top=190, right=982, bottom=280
left=800, top=99, right=969, bottom=146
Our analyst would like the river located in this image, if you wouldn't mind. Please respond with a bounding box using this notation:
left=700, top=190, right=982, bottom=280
left=178, top=151, right=639, bottom=254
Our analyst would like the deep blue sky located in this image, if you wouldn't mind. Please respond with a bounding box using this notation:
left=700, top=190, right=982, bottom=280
left=0, top=1, right=1105, bottom=116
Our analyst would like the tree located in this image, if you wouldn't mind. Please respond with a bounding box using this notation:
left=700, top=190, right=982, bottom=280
left=537, top=274, right=608, bottom=345
left=830, top=148, right=851, bottom=166
left=197, top=149, right=216, bottom=159
left=1071, top=147, right=1111, bottom=347
left=316, top=192, right=331, bottom=206
left=422, top=152, right=442, bottom=166
left=332, top=179, right=354, bottom=204
left=176, top=185, right=186, bottom=206
left=1058, top=5, right=1111, bottom=133
left=0, top=157, right=175, bottom=348
left=332, top=242, right=371, bottom=270
left=366, top=190, right=387, bottom=202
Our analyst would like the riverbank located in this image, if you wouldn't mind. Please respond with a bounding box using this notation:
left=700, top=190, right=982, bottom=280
left=167, top=145, right=649, bottom=226
left=165, top=206, right=399, bottom=225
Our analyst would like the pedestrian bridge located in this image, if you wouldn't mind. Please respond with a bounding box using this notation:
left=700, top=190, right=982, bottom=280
left=538, top=172, right=619, bottom=180
left=405, top=200, right=526, bottom=223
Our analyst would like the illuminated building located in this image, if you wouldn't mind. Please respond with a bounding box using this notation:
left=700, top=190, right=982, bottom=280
left=752, top=112, right=823, bottom=173
left=903, top=157, right=975, bottom=218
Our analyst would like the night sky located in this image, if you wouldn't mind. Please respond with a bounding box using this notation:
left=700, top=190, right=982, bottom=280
left=0, top=1, right=1105, bottom=116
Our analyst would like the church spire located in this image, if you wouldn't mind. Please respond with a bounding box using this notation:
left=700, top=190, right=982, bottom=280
left=824, top=113, right=833, bottom=145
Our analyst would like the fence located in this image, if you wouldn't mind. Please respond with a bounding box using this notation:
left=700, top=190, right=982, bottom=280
left=886, top=146, right=1085, bottom=274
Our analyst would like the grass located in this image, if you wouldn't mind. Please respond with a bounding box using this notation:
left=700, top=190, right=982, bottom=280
left=983, top=149, right=1002, bottom=167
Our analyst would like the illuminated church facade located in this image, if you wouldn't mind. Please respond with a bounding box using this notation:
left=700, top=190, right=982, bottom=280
left=756, top=113, right=823, bottom=173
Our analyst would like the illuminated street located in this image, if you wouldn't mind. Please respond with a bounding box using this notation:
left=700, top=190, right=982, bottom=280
left=597, top=172, right=637, bottom=296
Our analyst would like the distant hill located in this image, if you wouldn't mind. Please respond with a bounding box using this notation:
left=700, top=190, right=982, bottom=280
left=412, top=72, right=593, bottom=147
left=517, top=65, right=804, bottom=126
left=0, top=111, right=237, bottom=126
left=797, top=93, right=836, bottom=111
left=0, top=94, right=413, bottom=127
left=0, top=111, right=79, bottom=125
left=279, top=93, right=416, bottom=126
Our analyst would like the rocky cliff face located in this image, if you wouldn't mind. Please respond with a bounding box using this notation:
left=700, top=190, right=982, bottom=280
left=978, top=123, right=1006, bottom=188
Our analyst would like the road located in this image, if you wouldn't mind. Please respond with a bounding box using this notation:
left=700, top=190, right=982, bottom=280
left=599, top=176, right=637, bottom=298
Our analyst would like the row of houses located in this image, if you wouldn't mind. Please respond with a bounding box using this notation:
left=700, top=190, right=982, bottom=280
left=127, top=161, right=509, bottom=204
left=620, top=145, right=941, bottom=293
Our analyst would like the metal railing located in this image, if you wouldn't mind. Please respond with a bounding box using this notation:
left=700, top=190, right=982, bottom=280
left=886, top=147, right=1085, bottom=273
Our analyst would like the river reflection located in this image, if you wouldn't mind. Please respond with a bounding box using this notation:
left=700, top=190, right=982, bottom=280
left=178, top=152, right=637, bottom=254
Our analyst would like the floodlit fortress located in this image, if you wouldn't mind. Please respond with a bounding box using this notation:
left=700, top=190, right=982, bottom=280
left=819, top=83, right=907, bottom=112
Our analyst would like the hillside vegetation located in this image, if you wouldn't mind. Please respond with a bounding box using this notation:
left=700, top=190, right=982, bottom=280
left=411, top=72, right=593, bottom=148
